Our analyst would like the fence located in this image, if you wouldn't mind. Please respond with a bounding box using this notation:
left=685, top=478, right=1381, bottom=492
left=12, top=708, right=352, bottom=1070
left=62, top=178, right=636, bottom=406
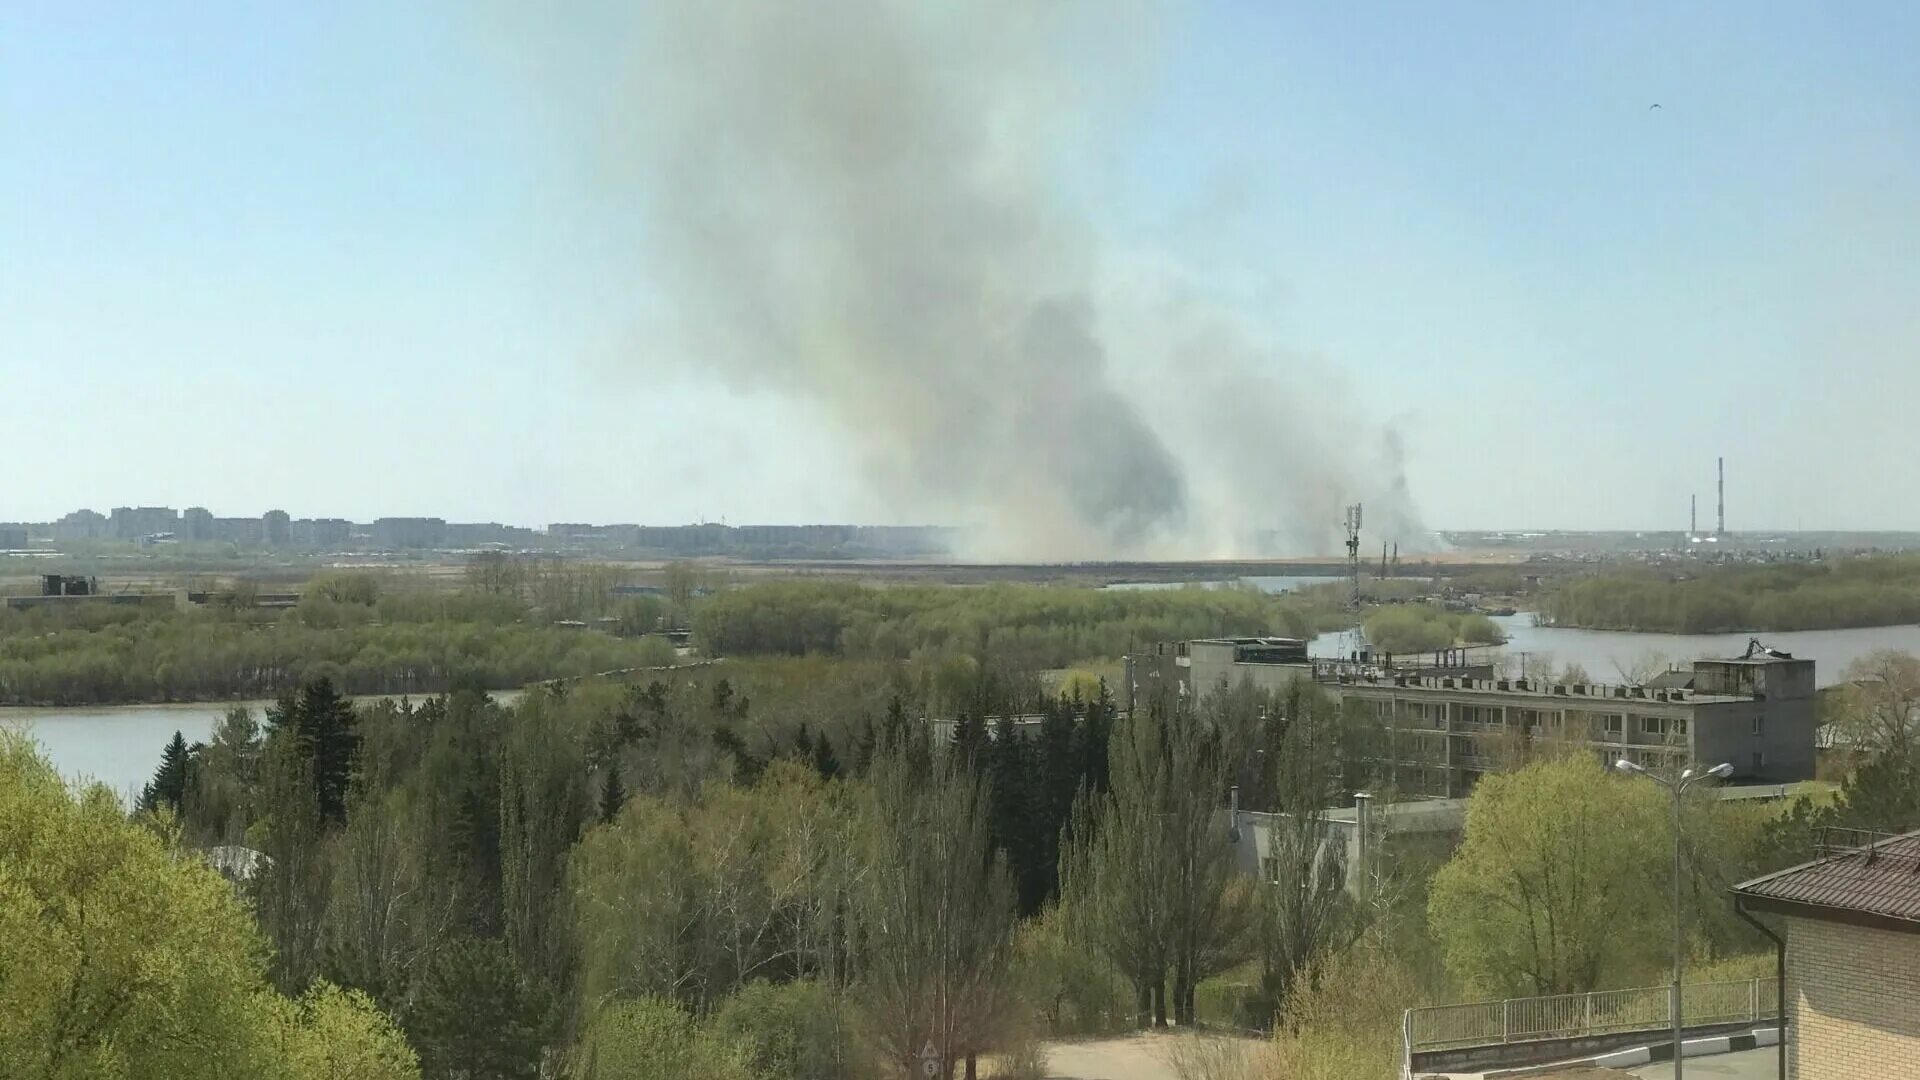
left=1404, top=977, right=1779, bottom=1054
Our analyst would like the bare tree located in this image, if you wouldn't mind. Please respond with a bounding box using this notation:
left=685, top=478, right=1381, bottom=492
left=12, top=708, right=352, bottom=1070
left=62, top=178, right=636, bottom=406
left=857, top=748, right=1017, bottom=1079
left=1833, top=650, right=1920, bottom=760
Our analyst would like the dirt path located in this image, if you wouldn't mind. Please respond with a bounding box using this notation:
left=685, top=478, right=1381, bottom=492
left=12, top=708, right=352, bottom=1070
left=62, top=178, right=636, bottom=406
left=1040, top=1032, right=1262, bottom=1080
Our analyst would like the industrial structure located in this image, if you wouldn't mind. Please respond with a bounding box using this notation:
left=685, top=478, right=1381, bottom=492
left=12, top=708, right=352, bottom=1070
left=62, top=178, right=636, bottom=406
left=1125, top=637, right=1817, bottom=797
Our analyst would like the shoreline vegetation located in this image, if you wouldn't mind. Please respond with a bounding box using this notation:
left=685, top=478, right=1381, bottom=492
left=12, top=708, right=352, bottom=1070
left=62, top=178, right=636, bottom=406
left=0, top=570, right=1330, bottom=707
left=1538, top=553, right=1920, bottom=634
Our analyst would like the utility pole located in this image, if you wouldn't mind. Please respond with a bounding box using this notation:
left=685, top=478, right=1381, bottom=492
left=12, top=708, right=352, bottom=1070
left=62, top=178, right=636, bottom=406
left=1717, top=457, right=1726, bottom=538
left=1615, top=759, right=1734, bottom=1080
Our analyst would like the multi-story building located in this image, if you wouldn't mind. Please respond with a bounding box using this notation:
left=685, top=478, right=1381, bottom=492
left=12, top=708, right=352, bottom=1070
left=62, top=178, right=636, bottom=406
left=212, top=517, right=263, bottom=545
left=371, top=517, right=446, bottom=550
left=108, top=506, right=178, bottom=540
left=182, top=507, right=215, bottom=541
left=291, top=518, right=353, bottom=548
left=52, top=509, right=108, bottom=541
left=1125, top=637, right=1818, bottom=797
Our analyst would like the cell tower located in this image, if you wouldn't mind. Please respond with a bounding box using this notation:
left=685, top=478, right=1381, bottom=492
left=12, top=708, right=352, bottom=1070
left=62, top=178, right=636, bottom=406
left=1343, top=503, right=1363, bottom=610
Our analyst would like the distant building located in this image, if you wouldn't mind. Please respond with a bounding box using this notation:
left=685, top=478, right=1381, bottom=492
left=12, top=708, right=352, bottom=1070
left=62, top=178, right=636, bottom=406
left=1126, top=637, right=1818, bottom=797
left=0, top=526, right=28, bottom=550
left=109, top=506, right=178, bottom=541
left=291, top=518, right=353, bottom=548
left=213, top=517, right=263, bottom=545
left=262, top=509, right=291, bottom=546
left=53, top=509, right=107, bottom=541
left=182, top=507, right=215, bottom=541
left=1735, top=828, right=1920, bottom=1079
left=447, top=522, right=534, bottom=548
left=371, top=517, right=446, bottom=549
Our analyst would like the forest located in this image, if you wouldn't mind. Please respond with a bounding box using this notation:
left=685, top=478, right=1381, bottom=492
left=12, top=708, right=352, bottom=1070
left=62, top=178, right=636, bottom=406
left=0, top=566, right=1320, bottom=706
left=1537, top=553, right=1920, bottom=633
left=14, top=634, right=1920, bottom=1078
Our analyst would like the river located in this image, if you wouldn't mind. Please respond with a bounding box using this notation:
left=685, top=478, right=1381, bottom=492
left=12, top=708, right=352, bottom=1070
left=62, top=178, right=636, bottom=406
left=1310, top=614, right=1920, bottom=688
left=13, top=617, right=1920, bottom=798
left=3, top=692, right=523, bottom=802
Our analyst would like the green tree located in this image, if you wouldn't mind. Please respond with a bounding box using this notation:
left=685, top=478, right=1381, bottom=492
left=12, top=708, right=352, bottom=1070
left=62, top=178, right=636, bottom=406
left=709, top=979, right=864, bottom=1080
left=267, top=678, right=360, bottom=827
left=574, top=998, right=753, bottom=1080
left=1428, top=756, right=1668, bottom=995
left=0, top=732, right=418, bottom=1080
left=139, top=729, right=195, bottom=816
left=407, top=939, right=552, bottom=1080
left=253, top=728, right=333, bottom=995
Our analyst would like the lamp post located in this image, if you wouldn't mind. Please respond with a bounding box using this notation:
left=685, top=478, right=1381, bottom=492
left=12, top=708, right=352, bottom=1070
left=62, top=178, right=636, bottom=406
left=1616, top=758, right=1733, bottom=1080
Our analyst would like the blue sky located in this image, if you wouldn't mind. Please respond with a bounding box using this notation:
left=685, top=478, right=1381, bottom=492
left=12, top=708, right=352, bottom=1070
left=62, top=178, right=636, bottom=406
left=5, top=2, right=1918, bottom=533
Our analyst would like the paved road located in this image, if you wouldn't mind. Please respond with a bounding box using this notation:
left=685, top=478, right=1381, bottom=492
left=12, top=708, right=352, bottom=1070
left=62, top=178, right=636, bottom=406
left=1629, top=1047, right=1778, bottom=1079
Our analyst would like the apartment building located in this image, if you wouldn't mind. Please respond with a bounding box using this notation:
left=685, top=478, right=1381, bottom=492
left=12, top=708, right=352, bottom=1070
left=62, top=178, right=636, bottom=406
left=1125, top=637, right=1817, bottom=797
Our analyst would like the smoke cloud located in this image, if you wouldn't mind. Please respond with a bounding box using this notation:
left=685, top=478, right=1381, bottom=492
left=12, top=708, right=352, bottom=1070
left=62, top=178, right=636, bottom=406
left=534, top=0, right=1427, bottom=557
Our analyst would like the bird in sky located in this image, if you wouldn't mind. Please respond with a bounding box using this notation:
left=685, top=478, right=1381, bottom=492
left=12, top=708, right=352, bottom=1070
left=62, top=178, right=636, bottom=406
left=1650, top=103, right=1662, bottom=109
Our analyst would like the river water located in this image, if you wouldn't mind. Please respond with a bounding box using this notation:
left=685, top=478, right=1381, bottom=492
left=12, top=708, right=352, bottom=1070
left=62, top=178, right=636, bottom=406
left=11, top=616, right=1920, bottom=798
left=3, top=692, right=523, bottom=802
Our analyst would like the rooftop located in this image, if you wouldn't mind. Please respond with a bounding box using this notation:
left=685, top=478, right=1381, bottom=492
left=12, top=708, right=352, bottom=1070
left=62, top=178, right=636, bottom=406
left=1734, top=827, right=1920, bottom=932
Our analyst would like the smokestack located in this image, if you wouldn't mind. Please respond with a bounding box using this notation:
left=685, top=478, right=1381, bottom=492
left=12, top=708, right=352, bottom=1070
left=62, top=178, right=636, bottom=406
left=1690, top=494, right=1696, bottom=537
left=1717, top=457, right=1726, bottom=537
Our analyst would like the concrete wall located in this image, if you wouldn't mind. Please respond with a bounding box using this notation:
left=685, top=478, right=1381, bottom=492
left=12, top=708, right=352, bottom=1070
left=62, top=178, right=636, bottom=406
left=1786, top=915, right=1920, bottom=1079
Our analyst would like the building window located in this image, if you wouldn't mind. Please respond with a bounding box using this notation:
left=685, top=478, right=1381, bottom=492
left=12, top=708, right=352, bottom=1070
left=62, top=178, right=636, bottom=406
left=1751, top=751, right=1764, bottom=773
left=1674, top=718, right=1688, bottom=737
left=1604, top=714, right=1623, bottom=734
left=1640, top=716, right=1668, bottom=736
left=1752, top=716, right=1764, bottom=736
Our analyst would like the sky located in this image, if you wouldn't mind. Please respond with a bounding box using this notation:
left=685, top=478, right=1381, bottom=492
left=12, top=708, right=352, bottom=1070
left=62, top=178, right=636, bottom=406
left=4, top=1, right=1919, bottom=537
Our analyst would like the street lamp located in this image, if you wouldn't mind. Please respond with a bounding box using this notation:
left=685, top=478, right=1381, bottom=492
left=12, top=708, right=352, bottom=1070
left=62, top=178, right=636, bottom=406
left=1615, top=758, right=1733, bottom=1080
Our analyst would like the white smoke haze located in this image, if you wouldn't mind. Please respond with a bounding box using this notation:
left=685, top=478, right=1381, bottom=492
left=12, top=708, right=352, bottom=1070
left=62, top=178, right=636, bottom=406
left=521, top=0, right=1428, bottom=558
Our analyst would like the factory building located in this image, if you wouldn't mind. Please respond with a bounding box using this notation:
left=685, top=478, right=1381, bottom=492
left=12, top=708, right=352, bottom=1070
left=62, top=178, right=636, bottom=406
left=1125, top=637, right=1817, bottom=797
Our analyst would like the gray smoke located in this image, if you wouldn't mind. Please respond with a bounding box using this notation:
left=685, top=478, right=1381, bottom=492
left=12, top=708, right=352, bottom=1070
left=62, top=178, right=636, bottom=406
left=527, top=0, right=1427, bottom=557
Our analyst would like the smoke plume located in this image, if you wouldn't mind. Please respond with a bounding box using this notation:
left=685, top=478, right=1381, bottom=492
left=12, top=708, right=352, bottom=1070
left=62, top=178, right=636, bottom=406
left=540, top=0, right=1427, bottom=557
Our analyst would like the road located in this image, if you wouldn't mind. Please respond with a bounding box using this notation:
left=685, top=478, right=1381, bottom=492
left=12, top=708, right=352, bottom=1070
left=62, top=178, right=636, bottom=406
left=1629, top=1047, right=1777, bottom=1079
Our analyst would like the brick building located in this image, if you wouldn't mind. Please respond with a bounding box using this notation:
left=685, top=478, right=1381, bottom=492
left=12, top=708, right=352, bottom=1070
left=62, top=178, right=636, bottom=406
left=1734, top=829, right=1920, bottom=1079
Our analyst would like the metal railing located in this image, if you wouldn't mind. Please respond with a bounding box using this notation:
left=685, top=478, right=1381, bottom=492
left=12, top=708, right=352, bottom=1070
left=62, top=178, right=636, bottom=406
left=1404, top=976, right=1779, bottom=1055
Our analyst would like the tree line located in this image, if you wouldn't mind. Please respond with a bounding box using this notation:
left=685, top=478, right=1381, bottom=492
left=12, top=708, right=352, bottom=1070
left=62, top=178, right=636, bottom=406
left=1539, top=553, right=1920, bottom=633
left=691, top=579, right=1324, bottom=667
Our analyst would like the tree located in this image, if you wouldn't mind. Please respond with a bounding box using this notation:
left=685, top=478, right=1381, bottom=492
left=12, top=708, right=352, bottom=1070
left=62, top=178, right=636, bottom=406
left=857, top=749, right=1018, bottom=1077
left=498, top=697, right=590, bottom=1005
left=1428, top=756, right=1668, bottom=995
left=1249, top=681, right=1363, bottom=1022
left=139, top=729, right=195, bottom=816
left=950, top=710, right=987, bottom=772
left=600, top=760, right=627, bottom=824
left=811, top=732, right=842, bottom=781
left=407, top=939, right=552, bottom=1080
left=188, top=707, right=263, bottom=843
left=575, top=998, right=753, bottom=1080
left=267, top=678, right=361, bottom=827
left=709, top=979, right=862, bottom=1080
left=1062, top=699, right=1248, bottom=1027
left=0, top=731, right=418, bottom=1079
left=1830, top=650, right=1920, bottom=761
left=254, top=728, right=333, bottom=995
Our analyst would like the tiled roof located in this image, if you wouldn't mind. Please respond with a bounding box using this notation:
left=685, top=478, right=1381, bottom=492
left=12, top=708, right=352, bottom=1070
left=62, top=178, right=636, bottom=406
left=1735, top=829, right=1920, bottom=928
